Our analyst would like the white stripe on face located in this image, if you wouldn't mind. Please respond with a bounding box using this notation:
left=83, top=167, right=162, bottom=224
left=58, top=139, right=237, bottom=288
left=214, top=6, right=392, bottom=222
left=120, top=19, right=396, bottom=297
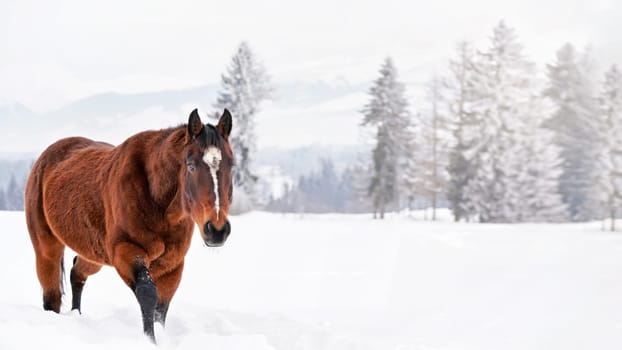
left=202, top=146, right=222, bottom=219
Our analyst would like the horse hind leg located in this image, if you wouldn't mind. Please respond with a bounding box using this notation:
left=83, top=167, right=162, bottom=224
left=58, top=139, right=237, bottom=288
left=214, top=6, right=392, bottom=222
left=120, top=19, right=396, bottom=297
left=33, top=238, right=65, bottom=313
left=26, top=175, right=66, bottom=313
left=70, top=256, right=102, bottom=313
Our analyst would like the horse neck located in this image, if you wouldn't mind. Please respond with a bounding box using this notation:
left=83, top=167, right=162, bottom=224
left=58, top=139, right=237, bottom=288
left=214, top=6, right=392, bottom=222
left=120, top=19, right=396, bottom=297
left=145, top=128, right=187, bottom=218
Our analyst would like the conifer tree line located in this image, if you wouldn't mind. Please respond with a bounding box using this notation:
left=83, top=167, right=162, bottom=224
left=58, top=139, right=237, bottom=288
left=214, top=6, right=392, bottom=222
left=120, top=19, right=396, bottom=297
left=361, top=21, right=622, bottom=227
left=265, top=159, right=364, bottom=213
left=3, top=33, right=619, bottom=228
left=0, top=174, right=25, bottom=211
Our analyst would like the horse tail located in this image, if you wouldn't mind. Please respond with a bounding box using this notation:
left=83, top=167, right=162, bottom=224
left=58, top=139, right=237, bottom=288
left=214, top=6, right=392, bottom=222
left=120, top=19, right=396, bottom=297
left=60, top=254, right=65, bottom=295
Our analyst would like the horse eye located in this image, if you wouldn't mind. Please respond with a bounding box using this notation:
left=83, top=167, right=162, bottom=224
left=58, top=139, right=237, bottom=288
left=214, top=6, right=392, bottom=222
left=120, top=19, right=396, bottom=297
left=187, top=162, right=196, bottom=172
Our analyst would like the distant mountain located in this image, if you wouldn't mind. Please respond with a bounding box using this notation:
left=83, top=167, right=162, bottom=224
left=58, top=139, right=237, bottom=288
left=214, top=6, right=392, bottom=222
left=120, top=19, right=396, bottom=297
left=0, top=102, right=37, bottom=133
left=274, top=80, right=366, bottom=107
left=0, top=79, right=366, bottom=153
left=0, top=84, right=219, bottom=154
left=0, top=102, right=36, bottom=119
left=47, top=85, right=220, bottom=121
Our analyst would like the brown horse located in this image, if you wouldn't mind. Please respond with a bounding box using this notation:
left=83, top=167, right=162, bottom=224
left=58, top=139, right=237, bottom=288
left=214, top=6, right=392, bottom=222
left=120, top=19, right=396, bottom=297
left=24, top=109, right=234, bottom=343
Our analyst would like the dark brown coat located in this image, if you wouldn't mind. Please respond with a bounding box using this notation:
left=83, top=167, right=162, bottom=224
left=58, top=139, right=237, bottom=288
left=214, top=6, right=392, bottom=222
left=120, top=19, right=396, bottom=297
left=24, top=109, right=234, bottom=343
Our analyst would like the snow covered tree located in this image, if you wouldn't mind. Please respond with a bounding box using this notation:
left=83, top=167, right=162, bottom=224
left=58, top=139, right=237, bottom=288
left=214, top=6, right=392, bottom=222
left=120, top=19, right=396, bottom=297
left=594, top=65, right=622, bottom=231
left=408, top=75, right=450, bottom=220
left=445, top=41, right=481, bottom=221
left=361, top=58, right=411, bottom=219
left=213, top=42, right=271, bottom=211
left=512, top=96, right=567, bottom=222
left=342, top=160, right=375, bottom=213
left=462, top=21, right=565, bottom=222
left=544, top=43, right=599, bottom=221
left=0, top=187, right=6, bottom=210
left=5, top=174, right=24, bottom=211
left=464, top=22, right=524, bottom=222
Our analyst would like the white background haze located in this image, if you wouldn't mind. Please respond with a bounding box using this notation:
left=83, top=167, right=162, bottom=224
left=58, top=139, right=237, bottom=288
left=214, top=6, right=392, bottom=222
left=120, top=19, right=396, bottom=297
left=1, top=0, right=622, bottom=151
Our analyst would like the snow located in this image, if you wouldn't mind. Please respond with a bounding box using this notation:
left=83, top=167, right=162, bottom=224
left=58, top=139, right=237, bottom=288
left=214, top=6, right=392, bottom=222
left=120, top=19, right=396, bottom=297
left=1, top=210, right=622, bottom=349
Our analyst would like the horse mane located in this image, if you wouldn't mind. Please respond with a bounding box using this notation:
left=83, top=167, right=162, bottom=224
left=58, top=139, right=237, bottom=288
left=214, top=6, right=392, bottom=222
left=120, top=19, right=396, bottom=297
left=199, top=124, right=224, bottom=149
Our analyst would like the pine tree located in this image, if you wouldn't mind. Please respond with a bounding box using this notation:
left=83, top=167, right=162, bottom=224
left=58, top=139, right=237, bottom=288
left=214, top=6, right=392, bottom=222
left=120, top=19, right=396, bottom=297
left=6, top=174, right=24, bottom=211
left=595, top=65, right=622, bottom=231
left=337, top=167, right=359, bottom=212
left=409, top=75, right=450, bottom=220
left=0, top=187, right=6, bottom=210
left=544, top=43, right=599, bottom=221
left=446, top=41, right=479, bottom=221
left=462, top=22, right=525, bottom=222
left=213, top=42, right=271, bottom=210
left=343, top=160, right=374, bottom=213
left=513, top=96, right=567, bottom=222
left=361, top=58, right=411, bottom=219
left=463, top=21, right=565, bottom=222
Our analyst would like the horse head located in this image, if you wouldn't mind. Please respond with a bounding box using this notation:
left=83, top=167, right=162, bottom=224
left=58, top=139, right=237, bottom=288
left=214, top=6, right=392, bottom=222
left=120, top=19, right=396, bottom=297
left=182, top=108, right=234, bottom=247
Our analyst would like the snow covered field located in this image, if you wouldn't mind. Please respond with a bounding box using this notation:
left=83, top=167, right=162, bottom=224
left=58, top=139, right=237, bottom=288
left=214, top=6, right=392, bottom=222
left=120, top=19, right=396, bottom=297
left=1, top=210, right=622, bottom=350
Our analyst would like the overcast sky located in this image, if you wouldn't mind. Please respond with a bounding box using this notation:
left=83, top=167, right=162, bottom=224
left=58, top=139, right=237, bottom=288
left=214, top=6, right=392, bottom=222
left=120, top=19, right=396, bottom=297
left=1, top=0, right=621, bottom=113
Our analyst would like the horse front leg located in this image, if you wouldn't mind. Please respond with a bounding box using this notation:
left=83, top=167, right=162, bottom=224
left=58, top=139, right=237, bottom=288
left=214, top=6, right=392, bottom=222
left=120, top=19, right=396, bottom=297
left=113, top=242, right=159, bottom=343
left=153, top=261, right=185, bottom=327
left=134, top=264, right=158, bottom=342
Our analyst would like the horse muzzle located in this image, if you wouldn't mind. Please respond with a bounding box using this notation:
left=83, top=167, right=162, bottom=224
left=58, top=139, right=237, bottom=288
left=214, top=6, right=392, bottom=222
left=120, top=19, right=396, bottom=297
left=202, top=220, right=231, bottom=247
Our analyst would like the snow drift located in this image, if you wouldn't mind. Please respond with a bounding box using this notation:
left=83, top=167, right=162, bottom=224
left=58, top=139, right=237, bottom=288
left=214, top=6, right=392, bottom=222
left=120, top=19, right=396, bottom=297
left=1, top=210, right=621, bottom=349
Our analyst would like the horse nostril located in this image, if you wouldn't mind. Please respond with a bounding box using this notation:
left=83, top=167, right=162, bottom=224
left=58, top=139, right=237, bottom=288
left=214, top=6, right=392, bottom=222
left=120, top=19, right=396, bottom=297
left=203, top=222, right=212, bottom=235
left=204, top=221, right=230, bottom=234
left=202, top=221, right=230, bottom=247
left=225, top=220, right=231, bottom=236
left=223, top=220, right=231, bottom=237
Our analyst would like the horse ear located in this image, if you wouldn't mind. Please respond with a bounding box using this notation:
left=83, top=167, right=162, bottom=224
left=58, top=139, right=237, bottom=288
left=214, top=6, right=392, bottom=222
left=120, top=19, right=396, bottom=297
left=216, top=108, right=232, bottom=139
left=187, top=108, right=204, bottom=140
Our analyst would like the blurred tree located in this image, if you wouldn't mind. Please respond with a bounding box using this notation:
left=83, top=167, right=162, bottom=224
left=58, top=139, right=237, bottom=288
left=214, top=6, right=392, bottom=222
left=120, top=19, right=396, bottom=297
left=6, top=174, right=24, bottom=211
left=265, top=158, right=356, bottom=213
left=445, top=41, right=479, bottom=221
left=0, top=187, right=6, bottom=210
left=594, top=65, right=622, bottom=231
left=407, top=75, right=451, bottom=220
left=544, top=43, right=599, bottom=221
left=213, top=42, right=272, bottom=212
left=461, top=21, right=565, bottom=222
left=361, top=58, right=412, bottom=219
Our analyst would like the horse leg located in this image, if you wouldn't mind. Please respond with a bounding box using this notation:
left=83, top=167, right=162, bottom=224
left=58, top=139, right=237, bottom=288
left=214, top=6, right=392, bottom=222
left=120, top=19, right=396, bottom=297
left=153, top=261, right=185, bottom=327
left=34, top=237, right=65, bottom=313
left=134, top=264, right=158, bottom=343
left=113, top=242, right=158, bottom=343
left=26, top=205, right=66, bottom=313
left=70, top=256, right=102, bottom=313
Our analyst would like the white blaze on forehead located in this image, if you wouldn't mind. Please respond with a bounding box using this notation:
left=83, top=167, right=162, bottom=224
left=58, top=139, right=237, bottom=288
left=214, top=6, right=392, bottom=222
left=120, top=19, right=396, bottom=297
left=203, top=146, right=222, bottom=219
left=203, top=146, right=222, bottom=168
